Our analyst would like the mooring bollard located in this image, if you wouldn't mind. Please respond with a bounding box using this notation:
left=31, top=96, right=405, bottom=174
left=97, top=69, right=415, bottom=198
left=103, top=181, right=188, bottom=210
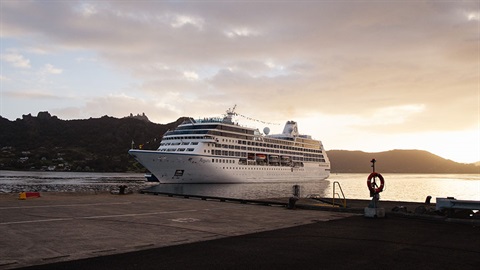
left=293, top=184, right=301, bottom=198
left=287, top=196, right=299, bottom=209
left=425, top=195, right=432, bottom=205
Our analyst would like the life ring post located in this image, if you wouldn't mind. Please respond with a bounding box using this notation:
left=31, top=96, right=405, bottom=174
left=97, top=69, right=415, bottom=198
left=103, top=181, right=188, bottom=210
left=364, top=159, right=386, bottom=218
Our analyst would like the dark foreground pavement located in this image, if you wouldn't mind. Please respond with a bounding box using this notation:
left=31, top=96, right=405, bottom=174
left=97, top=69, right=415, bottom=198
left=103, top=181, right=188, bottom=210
left=19, top=215, right=480, bottom=270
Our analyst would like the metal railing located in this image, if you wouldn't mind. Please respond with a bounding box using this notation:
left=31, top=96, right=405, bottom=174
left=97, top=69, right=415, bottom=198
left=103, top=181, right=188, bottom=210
left=333, top=181, right=347, bottom=208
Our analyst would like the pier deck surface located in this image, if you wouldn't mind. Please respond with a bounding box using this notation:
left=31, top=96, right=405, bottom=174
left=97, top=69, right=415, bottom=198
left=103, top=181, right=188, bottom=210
left=0, top=192, right=352, bottom=269
left=1, top=193, right=479, bottom=269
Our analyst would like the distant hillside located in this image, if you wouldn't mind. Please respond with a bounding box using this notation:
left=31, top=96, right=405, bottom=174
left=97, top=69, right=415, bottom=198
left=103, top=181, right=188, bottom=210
left=0, top=112, right=186, bottom=172
left=0, top=112, right=478, bottom=173
left=327, top=150, right=479, bottom=174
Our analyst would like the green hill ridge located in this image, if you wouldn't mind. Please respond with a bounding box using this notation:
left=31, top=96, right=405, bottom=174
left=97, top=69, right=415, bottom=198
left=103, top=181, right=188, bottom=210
left=328, top=150, right=478, bottom=173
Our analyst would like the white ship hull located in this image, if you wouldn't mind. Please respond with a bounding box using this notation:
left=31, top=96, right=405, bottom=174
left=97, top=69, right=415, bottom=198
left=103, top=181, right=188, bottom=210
left=129, top=150, right=330, bottom=184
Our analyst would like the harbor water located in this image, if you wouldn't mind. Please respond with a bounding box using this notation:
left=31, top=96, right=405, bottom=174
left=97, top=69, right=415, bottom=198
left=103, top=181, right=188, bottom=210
left=0, top=171, right=478, bottom=202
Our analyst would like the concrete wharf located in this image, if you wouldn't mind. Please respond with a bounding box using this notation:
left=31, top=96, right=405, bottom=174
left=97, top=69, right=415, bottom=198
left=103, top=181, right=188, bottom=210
left=1, top=192, right=479, bottom=269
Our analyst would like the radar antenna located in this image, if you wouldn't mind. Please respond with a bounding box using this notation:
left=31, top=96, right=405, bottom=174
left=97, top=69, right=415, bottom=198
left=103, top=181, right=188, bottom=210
left=223, top=104, right=237, bottom=124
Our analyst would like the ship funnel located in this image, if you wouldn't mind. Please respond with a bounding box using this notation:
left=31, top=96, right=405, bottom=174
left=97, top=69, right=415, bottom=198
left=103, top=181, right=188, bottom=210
left=282, top=121, right=299, bottom=136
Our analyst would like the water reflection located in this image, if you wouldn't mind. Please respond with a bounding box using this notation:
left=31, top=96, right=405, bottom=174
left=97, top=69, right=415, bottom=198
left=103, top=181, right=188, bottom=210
left=146, top=181, right=331, bottom=200
left=326, top=173, right=480, bottom=202
left=146, top=173, right=480, bottom=202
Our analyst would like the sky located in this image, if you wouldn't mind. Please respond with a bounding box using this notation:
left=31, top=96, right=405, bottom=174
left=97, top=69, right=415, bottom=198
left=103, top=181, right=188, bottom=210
left=0, top=0, right=479, bottom=164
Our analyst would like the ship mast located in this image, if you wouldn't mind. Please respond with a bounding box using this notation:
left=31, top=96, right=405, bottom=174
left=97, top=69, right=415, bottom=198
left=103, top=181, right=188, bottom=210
left=223, top=104, right=278, bottom=127
left=223, top=104, right=237, bottom=124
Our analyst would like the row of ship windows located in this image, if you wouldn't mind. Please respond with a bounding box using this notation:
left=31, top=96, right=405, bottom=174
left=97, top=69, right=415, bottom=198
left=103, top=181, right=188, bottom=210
left=212, top=159, right=308, bottom=166
left=162, top=136, right=211, bottom=141
left=160, top=148, right=195, bottom=152
left=209, top=131, right=305, bottom=147
left=177, top=123, right=255, bottom=135
left=211, top=155, right=325, bottom=163
left=213, top=143, right=322, bottom=154
left=212, top=145, right=323, bottom=157
left=160, top=142, right=199, bottom=146
left=218, top=138, right=321, bottom=152
left=214, top=159, right=236, bottom=164
left=162, top=135, right=321, bottom=152
left=209, top=150, right=324, bottom=159
left=219, top=167, right=304, bottom=171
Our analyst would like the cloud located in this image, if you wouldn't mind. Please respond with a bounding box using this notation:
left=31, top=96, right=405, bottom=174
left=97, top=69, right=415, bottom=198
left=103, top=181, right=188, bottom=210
left=183, top=71, right=199, bottom=81
left=75, top=2, right=98, bottom=17
left=1, top=52, right=31, bottom=68
left=51, top=93, right=185, bottom=122
left=4, top=90, right=61, bottom=100
left=225, top=27, right=260, bottom=38
left=42, top=64, right=63, bottom=75
left=466, top=11, right=479, bottom=21
left=75, top=57, right=97, bottom=63
left=170, top=14, right=204, bottom=29
left=362, top=104, right=426, bottom=126
left=25, top=47, right=49, bottom=55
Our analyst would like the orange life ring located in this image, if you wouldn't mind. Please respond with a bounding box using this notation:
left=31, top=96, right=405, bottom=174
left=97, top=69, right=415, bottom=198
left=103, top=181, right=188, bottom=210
left=367, top=172, right=384, bottom=193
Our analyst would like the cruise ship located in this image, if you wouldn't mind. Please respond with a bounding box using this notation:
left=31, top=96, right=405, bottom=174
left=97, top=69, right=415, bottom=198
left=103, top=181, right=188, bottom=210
left=128, top=108, right=330, bottom=183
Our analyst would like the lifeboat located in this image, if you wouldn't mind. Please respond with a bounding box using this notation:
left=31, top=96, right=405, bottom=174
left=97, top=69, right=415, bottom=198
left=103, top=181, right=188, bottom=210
left=256, top=154, right=267, bottom=160
left=281, top=156, right=291, bottom=165
left=269, top=155, right=279, bottom=162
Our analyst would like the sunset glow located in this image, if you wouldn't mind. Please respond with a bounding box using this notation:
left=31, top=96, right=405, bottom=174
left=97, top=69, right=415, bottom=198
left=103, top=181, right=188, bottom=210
left=1, top=1, right=479, bottom=163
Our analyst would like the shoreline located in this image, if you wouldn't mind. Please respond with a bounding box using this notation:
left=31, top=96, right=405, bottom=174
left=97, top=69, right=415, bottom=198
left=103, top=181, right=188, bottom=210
left=2, top=171, right=479, bottom=203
